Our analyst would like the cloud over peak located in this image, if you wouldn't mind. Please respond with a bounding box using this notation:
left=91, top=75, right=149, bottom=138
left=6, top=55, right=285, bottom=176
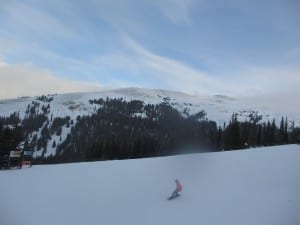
left=0, top=61, right=102, bottom=99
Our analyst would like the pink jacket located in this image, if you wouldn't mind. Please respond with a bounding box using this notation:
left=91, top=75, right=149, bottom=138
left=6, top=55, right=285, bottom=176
left=176, top=180, right=182, bottom=192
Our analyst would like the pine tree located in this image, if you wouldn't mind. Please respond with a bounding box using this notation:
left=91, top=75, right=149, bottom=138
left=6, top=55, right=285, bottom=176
left=284, top=117, right=289, bottom=144
left=52, top=141, right=56, bottom=148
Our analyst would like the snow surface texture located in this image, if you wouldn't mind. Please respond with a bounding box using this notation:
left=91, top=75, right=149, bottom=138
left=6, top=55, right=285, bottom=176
left=1, top=144, right=299, bottom=225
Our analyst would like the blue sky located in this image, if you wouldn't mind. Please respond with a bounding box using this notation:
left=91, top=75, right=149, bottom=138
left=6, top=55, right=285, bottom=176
left=0, top=0, right=300, bottom=99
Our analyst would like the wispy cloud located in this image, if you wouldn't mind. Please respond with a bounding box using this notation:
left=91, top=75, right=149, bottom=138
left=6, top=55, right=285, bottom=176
left=285, top=47, right=300, bottom=59
left=1, top=2, right=77, bottom=40
left=156, top=0, right=196, bottom=24
left=0, top=61, right=102, bottom=99
left=88, top=36, right=300, bottom=97
left=0, top=0, right=299, bottom=101
left=89, top=36, right=240, bottom=95
left=228, top=65, right=300, bottom=96
left=122, top=37, right=221, bottom=93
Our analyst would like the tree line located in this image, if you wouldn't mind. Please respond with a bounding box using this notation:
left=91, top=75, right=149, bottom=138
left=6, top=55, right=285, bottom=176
left=1, top=97, right=300, bottom=166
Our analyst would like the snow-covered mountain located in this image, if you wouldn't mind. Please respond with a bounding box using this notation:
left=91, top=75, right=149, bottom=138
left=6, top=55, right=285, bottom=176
left=0, top=87, right=299, bottom=158
left=0, top=144, right=299, bottom=225
left=1, top=87, right=297, bottom=124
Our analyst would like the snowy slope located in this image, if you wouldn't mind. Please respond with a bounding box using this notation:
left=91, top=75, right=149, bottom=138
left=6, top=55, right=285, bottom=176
left=1, top=87, right=299, bottom=158
left=0, top=87, right=299, bottom=125
left=0, top=144, right=299, bottom=225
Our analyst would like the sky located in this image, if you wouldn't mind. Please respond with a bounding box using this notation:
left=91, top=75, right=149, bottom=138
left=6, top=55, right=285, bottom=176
left=0, top=0, right=300, bottom=99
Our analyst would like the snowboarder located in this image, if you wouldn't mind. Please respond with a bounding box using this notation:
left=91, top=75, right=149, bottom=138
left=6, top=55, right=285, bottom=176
left=169, top=179, right=182, bottom=200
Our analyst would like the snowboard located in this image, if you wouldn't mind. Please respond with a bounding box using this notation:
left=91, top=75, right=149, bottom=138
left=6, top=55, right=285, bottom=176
left=167, top=193, right=180, bottom=200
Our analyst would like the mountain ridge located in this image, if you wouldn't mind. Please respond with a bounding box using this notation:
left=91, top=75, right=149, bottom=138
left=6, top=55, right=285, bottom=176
left=0, top=87, right=299, bottom=161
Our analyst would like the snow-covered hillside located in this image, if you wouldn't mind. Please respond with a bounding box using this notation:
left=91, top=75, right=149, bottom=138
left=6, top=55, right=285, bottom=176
left=0, top=87, right=299, bottom=158
left=0, top=144, right=299, bottom=225
left=0, top=87, right=298, bottom=125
